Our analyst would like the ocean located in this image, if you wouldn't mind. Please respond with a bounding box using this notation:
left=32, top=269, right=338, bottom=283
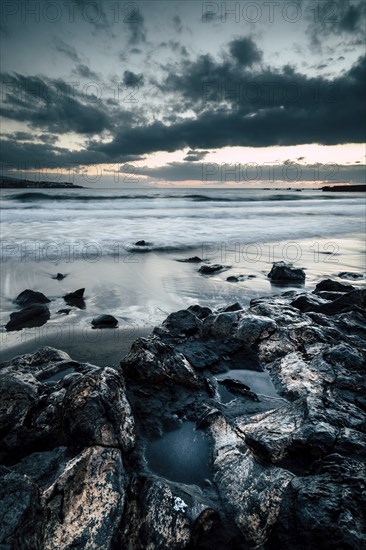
left=1, top=187, right=365, bottom=362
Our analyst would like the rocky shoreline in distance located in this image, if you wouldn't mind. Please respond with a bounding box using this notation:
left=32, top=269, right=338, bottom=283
left=0, top=269, right=365, bottom=549
left=0, top=176, right=83, bottom=188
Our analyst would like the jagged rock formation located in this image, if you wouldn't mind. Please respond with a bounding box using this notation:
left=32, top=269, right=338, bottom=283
left=0, top=282, right=365, bottom=548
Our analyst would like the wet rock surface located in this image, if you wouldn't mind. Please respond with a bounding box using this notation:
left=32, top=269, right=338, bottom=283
left=5, top=304, right=50, bottom=331
left=268, top=261, right=306, bottom=283
left=63, top=287, right=85, bottom=309
left=14, top=289, right=51, bottom=307
left=91, top=314, right=119, bottom=328
left=199, top=264, right=231, bottom=275
left=0, top=278, right=365, bottom=548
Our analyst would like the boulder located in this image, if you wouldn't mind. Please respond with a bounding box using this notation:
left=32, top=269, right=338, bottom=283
left=163, top=309, right=201, bottom=336
left=268, top=262, right=305, bottom=283
left=202, top=312, right=239, bottom=339
left=291, top=294, right=328, bottom=312
left=91, top=314, right=118, bottom=328
left=177, top=256, right=203, bottom=263
left=269, top=455, right=366, bottom=549
left=187, top=304, right=212, bottom=319
left=314, top=279, right=355, bottom=293
left=208, top=413, right=293, bottom=548
left=0, top=466, right=43, bottom=548
left=51, top=273, right=67, bottom=280
left=318, top=289, right=366, bottom=315
left=199, top=264, right=230, bottom=275
left=63, top=288, right=85, bottom=309
left=5, top=305, right=50, bottom=331
left=43, top=447, right=127, bottom=550
left=62, top=367, right=135, bottom=450
left=121, top=338, right=201, bottom=389
left=338, top=272, right=364, bottom=280
left=236, top=314, right=277, bottom=346
left=14, top=289, right=50, bottom=307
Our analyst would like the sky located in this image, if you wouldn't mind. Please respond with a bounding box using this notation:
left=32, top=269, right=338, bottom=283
left=0, top=0, right=365, bottom=187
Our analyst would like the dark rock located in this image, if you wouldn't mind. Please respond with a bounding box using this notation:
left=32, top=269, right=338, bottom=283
left=338, top=272, right=364, bottom=280
left=0, top=346, right=72, bottom=372
left=121, top=338, right=201, bottom=389
left=188, top=304, right=212, bottom=319
left=314, top=278, right=355, bottom=293
left=10, top=447, right=72, bottom=490
left=227, top=275, right=246, bottom=282
left=163, top=309, right=201, bottom=335
left=223, top=302, right=243, bottom=312
left=63, top=288, right=85, bottom=309
left=135, top=240, right=148, bottom=246
left=1, top=284, right=366, bottom=548
left=323, top=343, right=364, bottom=371
left=0, top=466, right=43, bottom=548
left=43, top=447, right=127, bottom=549
left=291, top=294, right=328, bottom=312
left=14, top=289, right=50, bottom=306
left=219, top=379, right=259, bottom=401
left=208, top=413, right=293, bottom=548
left=177, top=256, right=203, bottom=263
left=202, top=312, right=239, bottom=339
left=91, top=314, right=118, bottom=328
left=57, top=308, right=71, bottom=315
left=268, top=262, right=305, bottom=283
left=236, top=314, right=277, bottom=346
left=269, top=455, right=366, bottom=549
left=199, top=264, right=230, bottom=275
left=175, top=341, right=220, bottom=371
left=118, top=476, right=216, bottom=549
left=51, top=273, right=67, bottom=280
left=318, top=289, right=366, bottom=315
left=5, top=305, right=50, bottom=331
left=62, top=367, right=135, bottom=450
left=316, top=291, right=346, bottom=301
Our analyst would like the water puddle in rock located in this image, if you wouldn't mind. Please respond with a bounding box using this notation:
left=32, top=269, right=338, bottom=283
left=43, top=367, right=75, bottom=382
left=216, top=369, right=279, bottom=403
left=145, top=421, right=211, bottom=487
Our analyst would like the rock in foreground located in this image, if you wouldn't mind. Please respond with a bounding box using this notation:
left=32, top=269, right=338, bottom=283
left=268, top=261, right=305, bottom=283
left=1, top=280, right=365, bottom=548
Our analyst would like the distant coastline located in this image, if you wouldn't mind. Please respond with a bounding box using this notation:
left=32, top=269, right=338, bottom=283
left=0, top=177, right=84, bottom=189
left=321, top=184, right=366, bottom=192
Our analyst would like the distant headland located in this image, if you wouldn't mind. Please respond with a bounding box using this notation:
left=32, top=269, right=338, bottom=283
left=321, top=184, right=366, bottom=192
left=0, top=176, right=84, bottom=189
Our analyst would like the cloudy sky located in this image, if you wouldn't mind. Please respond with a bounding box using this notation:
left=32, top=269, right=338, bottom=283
left=0, top=0, right=365, bottom=187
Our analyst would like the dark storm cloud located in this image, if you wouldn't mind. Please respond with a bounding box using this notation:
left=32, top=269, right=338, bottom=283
left=303, top=0, right=366, bottom=48
left=183, top=150, right=209, bottom=162
left=0, top=136, right=141, bottom=171
left=39, top=133, right=58, bottom=144
left=0, top=72, right=111, bottom=134
left=94, top=54, right=365, bottom=158
left=229, top=37, right=263, bottom=66
left=72, top=64, right=100, bottom=81
left=123, top=70, right=144, bottom=87
left=10, top=131, right=34, bottom=141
